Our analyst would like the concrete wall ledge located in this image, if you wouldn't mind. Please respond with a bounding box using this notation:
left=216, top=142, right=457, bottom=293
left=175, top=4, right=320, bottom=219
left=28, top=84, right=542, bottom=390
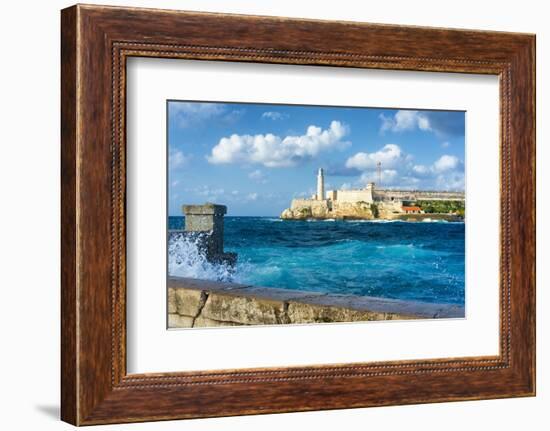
left=168, top=276, right=464, bottom=328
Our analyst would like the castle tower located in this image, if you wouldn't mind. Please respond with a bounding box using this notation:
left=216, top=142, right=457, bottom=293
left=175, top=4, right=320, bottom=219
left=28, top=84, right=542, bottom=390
left=317, top=168, right=325, bottom=201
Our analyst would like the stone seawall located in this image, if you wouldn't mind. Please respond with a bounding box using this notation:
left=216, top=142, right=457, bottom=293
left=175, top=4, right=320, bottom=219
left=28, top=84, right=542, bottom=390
left=168, top=277, right=464, bottom=328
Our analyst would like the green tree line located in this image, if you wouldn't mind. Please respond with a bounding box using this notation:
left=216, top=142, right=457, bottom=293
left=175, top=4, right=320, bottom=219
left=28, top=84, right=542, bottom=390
left=408, top=200, right=465, bottom=216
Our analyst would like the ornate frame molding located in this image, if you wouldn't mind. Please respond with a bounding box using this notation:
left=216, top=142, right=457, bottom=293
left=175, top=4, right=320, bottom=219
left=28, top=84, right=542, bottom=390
left=61, top=5, right=535, bottom=425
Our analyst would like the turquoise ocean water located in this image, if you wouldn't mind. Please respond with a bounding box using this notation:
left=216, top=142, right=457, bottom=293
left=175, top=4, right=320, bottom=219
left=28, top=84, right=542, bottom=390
left=168, top=216, right=465, bottom=305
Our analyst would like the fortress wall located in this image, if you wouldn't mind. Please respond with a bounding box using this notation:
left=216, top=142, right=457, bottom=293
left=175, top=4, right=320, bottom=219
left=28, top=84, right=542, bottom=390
left=290, top=198, right=312, bottom=209
left=412, top=191, right=465, bottom=200
left=290, top=199, right=329, bottom=211
left=373, top=190, right=417, bottom=202
left=374, top=190, right=465, bottom=202
left=377, top=200, right=403, bottom=213
left=336, top=189, right=373, bottom=203
left=288, top=189, right=462, bottom=208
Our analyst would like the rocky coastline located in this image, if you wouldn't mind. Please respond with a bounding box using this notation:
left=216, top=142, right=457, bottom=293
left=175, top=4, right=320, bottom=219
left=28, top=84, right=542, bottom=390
left=280, top=201, right=464, bottom=222
left=280, top=169, right=465, bottom=222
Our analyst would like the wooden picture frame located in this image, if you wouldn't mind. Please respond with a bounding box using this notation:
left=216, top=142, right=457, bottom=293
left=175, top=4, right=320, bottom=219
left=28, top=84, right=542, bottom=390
left=61, top=4, right=536, bottom=425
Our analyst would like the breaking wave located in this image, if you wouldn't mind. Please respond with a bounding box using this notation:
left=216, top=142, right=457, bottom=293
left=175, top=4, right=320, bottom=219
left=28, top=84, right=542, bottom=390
left=168, top=232, right=235, bottom=282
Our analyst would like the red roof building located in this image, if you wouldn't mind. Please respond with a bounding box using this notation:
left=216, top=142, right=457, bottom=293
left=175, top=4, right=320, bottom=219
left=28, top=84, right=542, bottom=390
left=402, top=206, right=422, bottom=214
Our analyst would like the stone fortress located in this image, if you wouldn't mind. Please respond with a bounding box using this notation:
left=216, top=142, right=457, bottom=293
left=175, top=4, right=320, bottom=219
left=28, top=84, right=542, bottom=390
left=280, top=168, right=465, bottom=221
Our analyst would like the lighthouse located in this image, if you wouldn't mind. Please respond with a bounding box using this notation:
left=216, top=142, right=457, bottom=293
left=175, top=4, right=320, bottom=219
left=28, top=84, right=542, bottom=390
left=317, top=168, right=325, bottom=201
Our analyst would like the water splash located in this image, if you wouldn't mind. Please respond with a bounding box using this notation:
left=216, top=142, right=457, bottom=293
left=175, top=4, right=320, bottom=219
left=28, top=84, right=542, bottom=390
left=168, top=232, right=235, bottom=282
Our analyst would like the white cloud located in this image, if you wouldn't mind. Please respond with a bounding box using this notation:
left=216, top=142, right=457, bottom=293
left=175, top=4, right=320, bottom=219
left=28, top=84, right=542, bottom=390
left=169, top=102, right=243, bottom=128
left=379, top=111, right=465, bottom=138
left=207, top=121, right=350, bottom=167
left=246, top=192, right=259, bottom=201
left=399, top=176, right=421, bottom=186
left=345, top=144, right=406, bottom=170
left=435, top=171, right=465, bottom=190
left=342, top=144, right=464, bottom=191
left=412, top=155, right=461, bottom=176
left=261, top=111, right=288, bottom=121
left=170, top=102, right=223, bottom=116
left=294, top=189, right=316, bottom=198
left=410, top=156, right=464, bottom=190
left=432, top=156, right=464, bottom=190
left=441, top=141, right=451, bottom=148
left=222, top=109, right=245, bottom=124
left=359, top=169, right=399, bottom=185
left=433, top=155, right=460, bottom=172
left=339, top=182, right=352, bottom=190
left=169, top=102, right=225, bottom=128
left=379, top=110, right=432, bottom=134
left=412, top=164, right=430, bottom=175
left=169, top=149, right=189, bottom=169
left=183, top=185, right=227, bottom=203
left=195, top=186, right=225, bottom=197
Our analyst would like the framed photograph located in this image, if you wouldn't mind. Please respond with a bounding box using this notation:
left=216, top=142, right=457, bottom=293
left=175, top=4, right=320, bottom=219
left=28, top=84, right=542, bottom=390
left=165, top=100, right=467, bottom=330
left=61, top=4, right=535, bottom=425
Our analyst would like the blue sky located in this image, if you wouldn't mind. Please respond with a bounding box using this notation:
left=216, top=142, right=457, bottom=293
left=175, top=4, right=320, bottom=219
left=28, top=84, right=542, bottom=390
left=168, top=101, right=465, bottom=216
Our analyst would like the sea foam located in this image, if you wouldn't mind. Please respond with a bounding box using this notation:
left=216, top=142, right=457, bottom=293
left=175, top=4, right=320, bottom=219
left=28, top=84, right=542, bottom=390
left=168, top=232, right=235, bottom=282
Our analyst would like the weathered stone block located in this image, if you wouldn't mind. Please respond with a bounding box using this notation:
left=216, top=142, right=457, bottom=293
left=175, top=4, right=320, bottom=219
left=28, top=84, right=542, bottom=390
left=167, top=278, right=464, bottom=327
left=193, top=316, right=243, bottom=328
left=287, top=301, right=385, bottom=324
left=174, top=288, right=206, bottom=317
left=280, top=208, right=293, bottom=219
left=179, top=203, right=237, bottom=264
left=287, top=293, right=427, bottom=319
left=238, top=286, right=325, bottom=304
left=182, top=204, right=226, bottom=248
left=201, top=292, right=286, bottom=325
left=168, top=313, right=194, bottom=328
left=167, top=288, right=177, bottom=314
left=383, top=312, right=415, bottom=320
